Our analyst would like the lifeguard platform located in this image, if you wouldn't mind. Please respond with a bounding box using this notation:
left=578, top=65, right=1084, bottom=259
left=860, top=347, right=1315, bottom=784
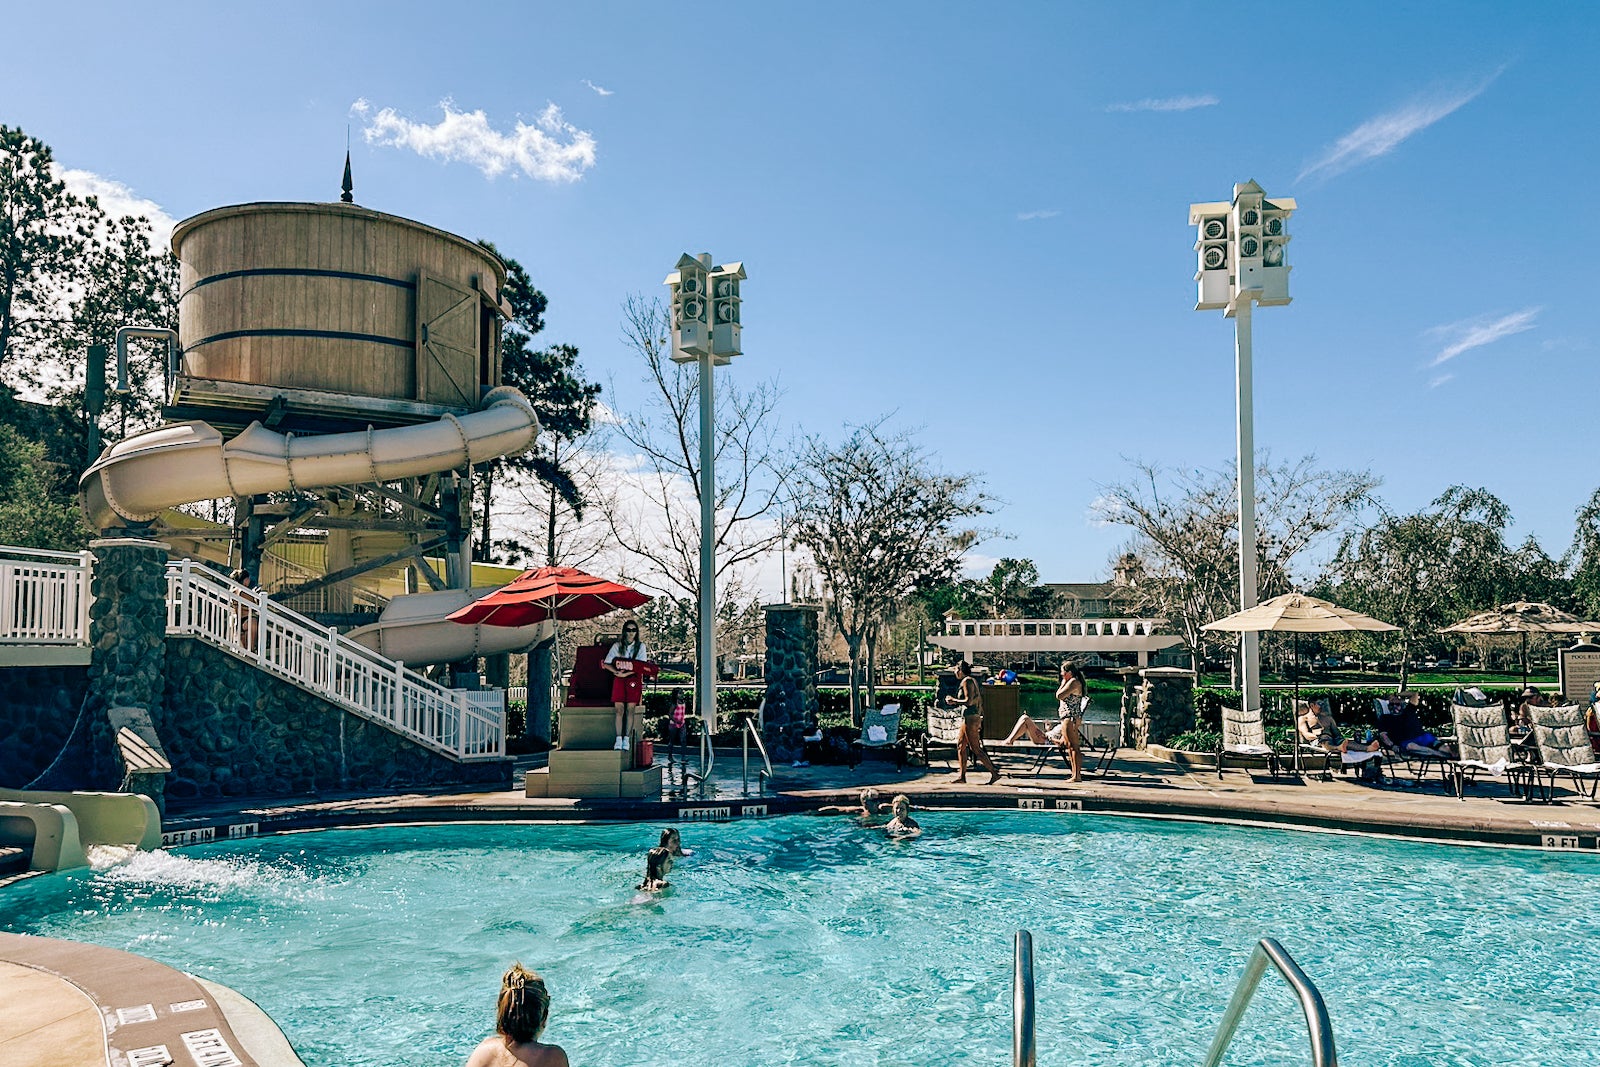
left=525, top=641, right=662, bottom=799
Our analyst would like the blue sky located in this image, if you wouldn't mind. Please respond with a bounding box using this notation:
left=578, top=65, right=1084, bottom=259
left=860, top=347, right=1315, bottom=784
left=4, top=2, right=1597, bottom=589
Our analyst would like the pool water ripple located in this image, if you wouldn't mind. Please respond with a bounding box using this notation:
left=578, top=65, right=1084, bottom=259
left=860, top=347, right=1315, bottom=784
left=3, top=812, right=1599, bottom=1067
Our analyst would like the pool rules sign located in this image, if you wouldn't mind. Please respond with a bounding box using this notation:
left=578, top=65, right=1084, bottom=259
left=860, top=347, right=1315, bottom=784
left=1559, top=640, right=1600, bottom=704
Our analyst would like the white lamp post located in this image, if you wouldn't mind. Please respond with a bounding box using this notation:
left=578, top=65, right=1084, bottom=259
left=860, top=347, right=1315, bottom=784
left=664, top=252, right=746, bottom=775
left=1189, top=181, right=1295, bottom=716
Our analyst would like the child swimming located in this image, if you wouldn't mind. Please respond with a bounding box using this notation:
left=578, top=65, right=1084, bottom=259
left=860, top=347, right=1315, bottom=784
left=884, top=795, right=921, bottom=839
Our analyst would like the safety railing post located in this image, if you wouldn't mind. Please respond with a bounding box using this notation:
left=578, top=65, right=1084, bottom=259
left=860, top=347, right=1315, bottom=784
left=1014, top=930, right=1036, bottom=1067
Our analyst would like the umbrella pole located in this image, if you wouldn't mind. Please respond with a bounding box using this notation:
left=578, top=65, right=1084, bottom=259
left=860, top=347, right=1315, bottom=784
left=1292, top=634, right=1301, bottom=776
left=1522, top=632, right=1529, bottom=692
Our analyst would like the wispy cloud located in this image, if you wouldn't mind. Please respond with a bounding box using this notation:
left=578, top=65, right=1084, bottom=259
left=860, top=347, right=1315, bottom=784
left=1106, top=94, right=1218, bottom=113
left=57, top=168, right=177, bottom=246
left=1016, top=209, right=1060, bottom=221
left=1299, top=69, right=1503, bottom=182
left=1426, top=307, right=1541, bottom=367
left=1428, top=373, right=1454, bottom=389
left=351, top=98, right=596, bottom=182
left=581, top=79, right=613, bottom=97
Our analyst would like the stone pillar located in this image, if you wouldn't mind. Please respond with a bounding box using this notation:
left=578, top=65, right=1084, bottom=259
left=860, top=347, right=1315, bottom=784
left=762, top=603, right=820, bottom=763
left=85, top=538, right=171, bottom=789
left=1132, top=667, right=1195, bottom=748
left=526, top=640, right=554, bottom=748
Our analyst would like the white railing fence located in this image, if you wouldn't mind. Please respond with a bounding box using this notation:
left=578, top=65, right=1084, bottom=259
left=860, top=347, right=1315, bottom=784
left=165, top=558, right=503, bottom=761
left=945, top=617, right=1167, bottom=638
left=0, top=547, right=93, bottom=645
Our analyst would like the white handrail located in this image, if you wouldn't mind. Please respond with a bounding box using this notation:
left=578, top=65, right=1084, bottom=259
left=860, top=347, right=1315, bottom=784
left=0, top=549, right=93, bottom=646
left=164, top=559, right=503, bottom=761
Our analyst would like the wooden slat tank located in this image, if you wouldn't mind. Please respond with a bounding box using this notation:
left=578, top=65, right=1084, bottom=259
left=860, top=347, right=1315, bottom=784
left=169, top=202, right=508, bottom=431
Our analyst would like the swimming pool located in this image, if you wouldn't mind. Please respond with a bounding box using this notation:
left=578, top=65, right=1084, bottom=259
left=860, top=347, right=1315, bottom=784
left=3, top=812, right=1597, bottom=1067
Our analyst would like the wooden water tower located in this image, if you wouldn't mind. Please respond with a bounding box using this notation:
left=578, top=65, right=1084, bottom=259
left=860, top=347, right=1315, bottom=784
left=168, top=201, right=512, bottom=433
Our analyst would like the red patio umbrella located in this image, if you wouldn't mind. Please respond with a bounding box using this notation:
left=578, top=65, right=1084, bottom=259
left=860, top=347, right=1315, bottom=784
left=447, top=566, right=651, bottom=627
left=448, top=567, right=653, bottom=718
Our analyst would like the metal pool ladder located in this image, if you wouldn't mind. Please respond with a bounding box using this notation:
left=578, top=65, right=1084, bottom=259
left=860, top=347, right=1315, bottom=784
left=1009, top=933, right=1337, bottom=1067
left=1202, top=937, right=1338, bottom=1067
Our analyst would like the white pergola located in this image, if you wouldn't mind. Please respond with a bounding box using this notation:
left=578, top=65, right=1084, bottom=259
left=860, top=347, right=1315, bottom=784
left=929, top=616, right=1183, bottom=667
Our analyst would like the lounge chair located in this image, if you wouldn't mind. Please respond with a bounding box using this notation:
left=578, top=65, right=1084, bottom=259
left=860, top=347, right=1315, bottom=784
left=1446, top=701, right=1516, bottom=800
left=1528, top=703, right=1600, bottom=800
left=994, top=697, right=1119, bottom=779
left=850, top=704, right=909, bottom=770
left=913, top=701, right=966, bottom=770
left=1373, top=697, right=1452, bottom=787
left=1217, top=705, right=1280, bottom=780
left=1079, top=698, right=1122, bottom=777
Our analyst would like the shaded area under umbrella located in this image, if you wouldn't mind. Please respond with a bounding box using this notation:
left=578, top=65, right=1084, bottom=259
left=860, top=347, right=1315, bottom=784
left=1439, top=601, right=1600, bottom=691
left=448, top=566, right=652, bottom=742
left=1204, top=593, right=1397, bottom=772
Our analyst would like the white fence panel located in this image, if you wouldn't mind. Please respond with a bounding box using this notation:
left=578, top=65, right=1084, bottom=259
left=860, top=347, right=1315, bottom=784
left=0, top=547, right=92, bottom=645
left=165, top=559, right=503, bottom=761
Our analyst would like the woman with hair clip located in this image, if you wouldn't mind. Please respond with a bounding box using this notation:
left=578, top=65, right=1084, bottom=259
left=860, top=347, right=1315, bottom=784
left=464, top=962, right=568, bottom=1067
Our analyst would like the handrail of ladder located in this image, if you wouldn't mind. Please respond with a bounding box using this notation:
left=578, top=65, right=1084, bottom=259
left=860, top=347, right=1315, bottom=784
left=1013, top=929, right=1036, bottom=1067
left=1202, top=937, right=1337, bottom=1067
left=739, top=711, right=773, bottom=793
left=164, top=559, right=504, bottom=761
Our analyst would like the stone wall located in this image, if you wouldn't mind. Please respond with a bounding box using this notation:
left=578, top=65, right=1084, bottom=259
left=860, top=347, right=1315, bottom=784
left=84, top=539, right=173, bottom=790
left=161, top=637, right=511, bottom=801
left=0, top=665, right=92, bottom=788
left=1122, top=667, right=1196, bottom=749
left=762, top=604, right=821, bottom=762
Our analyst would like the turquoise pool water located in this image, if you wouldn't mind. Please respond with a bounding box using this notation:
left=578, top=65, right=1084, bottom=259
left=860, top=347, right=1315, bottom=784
left=3, top=813, right=1598, bottom=1067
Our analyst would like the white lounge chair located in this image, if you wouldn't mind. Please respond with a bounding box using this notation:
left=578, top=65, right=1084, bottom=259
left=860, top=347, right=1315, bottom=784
left=1447, top=701, right=1514, bottom=800
left=1218, top=705, right=1280, bottom=779
left=1529, top=703, right=1600, bottom=799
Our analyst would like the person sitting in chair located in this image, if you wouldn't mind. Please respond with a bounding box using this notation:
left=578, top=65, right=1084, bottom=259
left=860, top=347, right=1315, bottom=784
left=1297, top=700, right=1381, bottom=755
left=1376, top=692, right=1457, bottom=759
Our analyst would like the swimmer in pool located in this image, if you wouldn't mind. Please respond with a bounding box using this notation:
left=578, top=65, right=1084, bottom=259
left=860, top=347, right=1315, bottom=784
left=816, top=788, right=890, bottom=825
left=658, top=827, right=692, bottom=857
left=463, top=962, right=568, bottom=1067
left=637, top=846, right=674, bottom=892
left=883, top=795, right=921, bottom=839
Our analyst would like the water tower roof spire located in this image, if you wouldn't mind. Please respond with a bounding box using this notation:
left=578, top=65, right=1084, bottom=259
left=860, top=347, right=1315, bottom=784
left=341, top=149, right=354, bottom=204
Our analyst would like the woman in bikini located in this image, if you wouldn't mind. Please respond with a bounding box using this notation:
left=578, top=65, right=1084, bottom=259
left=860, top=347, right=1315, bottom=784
left=943, top=661, right=1000, bottom=784
left=999, top=662, right=1088, bottom=782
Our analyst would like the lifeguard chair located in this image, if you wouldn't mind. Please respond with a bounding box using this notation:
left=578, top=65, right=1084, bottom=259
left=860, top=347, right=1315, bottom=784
left=532, top=638, right=662, bottom=799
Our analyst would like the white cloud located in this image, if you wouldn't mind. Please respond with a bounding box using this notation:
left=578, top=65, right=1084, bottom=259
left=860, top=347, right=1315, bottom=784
left=1016, top=209, right=1060, bottom=221
left=1426, top=307, right=1541, bottom=367
left=1299, top=69, right=1503, bottom=182
left=353, top=98, right=597, bottom=182
left=582, top=79, right=613, bottom=97
left=1106, top=94, right=1219, bottom=113
left=1427, top=373, right=1454, bottom=389
left=57, top=168, right=177, bottom=247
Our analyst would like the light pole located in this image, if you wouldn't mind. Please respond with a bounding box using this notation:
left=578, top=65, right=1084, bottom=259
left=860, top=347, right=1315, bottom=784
left=1189, top=181, right=1295, bottom=715
left=664, top=252, right=746, bottom=772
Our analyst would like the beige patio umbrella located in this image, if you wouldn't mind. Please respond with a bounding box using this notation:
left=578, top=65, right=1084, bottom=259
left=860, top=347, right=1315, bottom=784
left=1204, top=593, right=1398, bottom=772
left=1439, top=601, right=1600, bottom=690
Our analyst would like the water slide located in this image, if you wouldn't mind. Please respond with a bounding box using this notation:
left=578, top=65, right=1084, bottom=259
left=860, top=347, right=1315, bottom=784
left=347, top=587, right=551, bottom=666
left=0, top=788, right=162, bottom=872
left=78, top=385, right=540, bottom=667
left=81, top=385, right=537, bottom=529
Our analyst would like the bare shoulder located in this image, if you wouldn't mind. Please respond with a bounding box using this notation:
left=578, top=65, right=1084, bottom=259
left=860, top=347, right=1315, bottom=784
left=535, top=1044, right=570, bottom=1067
left=464, top=1038, right=503, bottom=1067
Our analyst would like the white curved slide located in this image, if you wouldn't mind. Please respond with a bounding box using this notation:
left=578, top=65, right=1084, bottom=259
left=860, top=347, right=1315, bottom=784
left=347, top=588, right=551, bottom=666
left=0, top=788, right=163, bottom=871
left=80, top=385, right=538, bottom=530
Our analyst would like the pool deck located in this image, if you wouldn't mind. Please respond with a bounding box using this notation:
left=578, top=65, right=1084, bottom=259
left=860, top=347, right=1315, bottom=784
left=6, top=747, right=1600, bottom=1067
